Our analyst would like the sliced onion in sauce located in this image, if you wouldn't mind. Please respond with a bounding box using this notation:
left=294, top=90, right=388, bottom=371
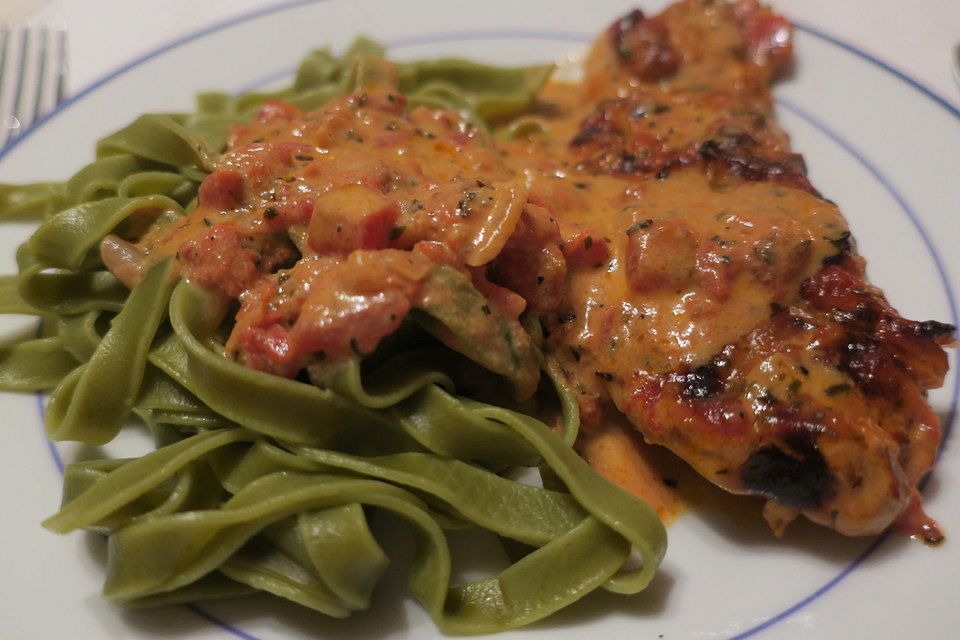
left=100, top=234, right=148, bottom=288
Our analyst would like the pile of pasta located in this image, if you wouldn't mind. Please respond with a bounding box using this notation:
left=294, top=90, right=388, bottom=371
left=0, top=41, right=666, bottom=634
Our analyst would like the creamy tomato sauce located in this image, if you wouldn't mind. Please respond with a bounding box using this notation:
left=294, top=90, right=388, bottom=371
left=107, top=0, right=954, bottom=539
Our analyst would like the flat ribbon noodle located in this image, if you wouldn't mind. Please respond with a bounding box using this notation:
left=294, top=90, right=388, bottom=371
left=44, top=259, right=176, bottom=443
left=0, top=37, right=667, bottom=635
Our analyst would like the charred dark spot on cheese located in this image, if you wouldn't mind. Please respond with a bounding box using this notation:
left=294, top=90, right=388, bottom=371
left=915, top=320, right=956, bottom=340
left=740, top=433, right=837, bottom=509
left=678, top=364, right=724, bottom=399
left=822, top=230, right=854, bottom=266
left=570, top=108, right=618, bottom=149
left=699, top=131, right=817, bottom=194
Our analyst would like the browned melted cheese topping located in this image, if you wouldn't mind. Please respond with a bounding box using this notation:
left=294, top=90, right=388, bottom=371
left=504, top=0, right=953, bottom=539
left=113, top=0, right=955, bottom=539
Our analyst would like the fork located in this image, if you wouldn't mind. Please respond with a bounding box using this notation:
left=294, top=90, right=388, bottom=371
left=953, top=42, right=960, bottom=93
left=0, top=25, right=67, bottom=148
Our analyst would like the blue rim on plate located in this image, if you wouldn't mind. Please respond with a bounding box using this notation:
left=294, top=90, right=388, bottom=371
left=4, top=2, right=957, bottom=638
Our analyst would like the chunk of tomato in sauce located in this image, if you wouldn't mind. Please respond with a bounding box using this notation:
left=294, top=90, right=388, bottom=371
left=178, top=224, right=262, bottom=298
left=492, top=204, right=566, bottom=313
left=228, top=100, right=305, bottom=145
left=696, top=244, right=737, bottom=301
left=607, top=9, right=680, bottom=81
left=217, top=141, right=311, bottom=198
left=197, top=169, right=245, bottom=210
left=562, top=230, right=610, bottom=268
left=625, top=219, right=700, bottom=293
left=229, top=250, right=435, bottom=377
left=254, top=99, right=304, bottom=124
left=732, top=0, right=794, bottom=77
left=235, top=323, right=299, bottom=377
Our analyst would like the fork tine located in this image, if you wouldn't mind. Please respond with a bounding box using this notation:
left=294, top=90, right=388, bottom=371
left=953, top=42, right=960, bottom=92
left=10, top=28, right=31, bottom=137
left=0, top=27, right=9, bottom=89
left=31, top=27, right=49, bottom=124
left=1, top=27, right=11, bottom=144
left=0, top=25, right=69, bottom=148
left=54, top=28, right=67, bottom=106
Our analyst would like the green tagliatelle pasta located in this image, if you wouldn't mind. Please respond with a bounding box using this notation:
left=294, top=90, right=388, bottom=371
left=0, top=39, right=666, bottom=634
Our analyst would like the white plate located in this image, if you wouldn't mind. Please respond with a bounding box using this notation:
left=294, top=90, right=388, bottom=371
left=1, top=1, right=958, bottom=638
